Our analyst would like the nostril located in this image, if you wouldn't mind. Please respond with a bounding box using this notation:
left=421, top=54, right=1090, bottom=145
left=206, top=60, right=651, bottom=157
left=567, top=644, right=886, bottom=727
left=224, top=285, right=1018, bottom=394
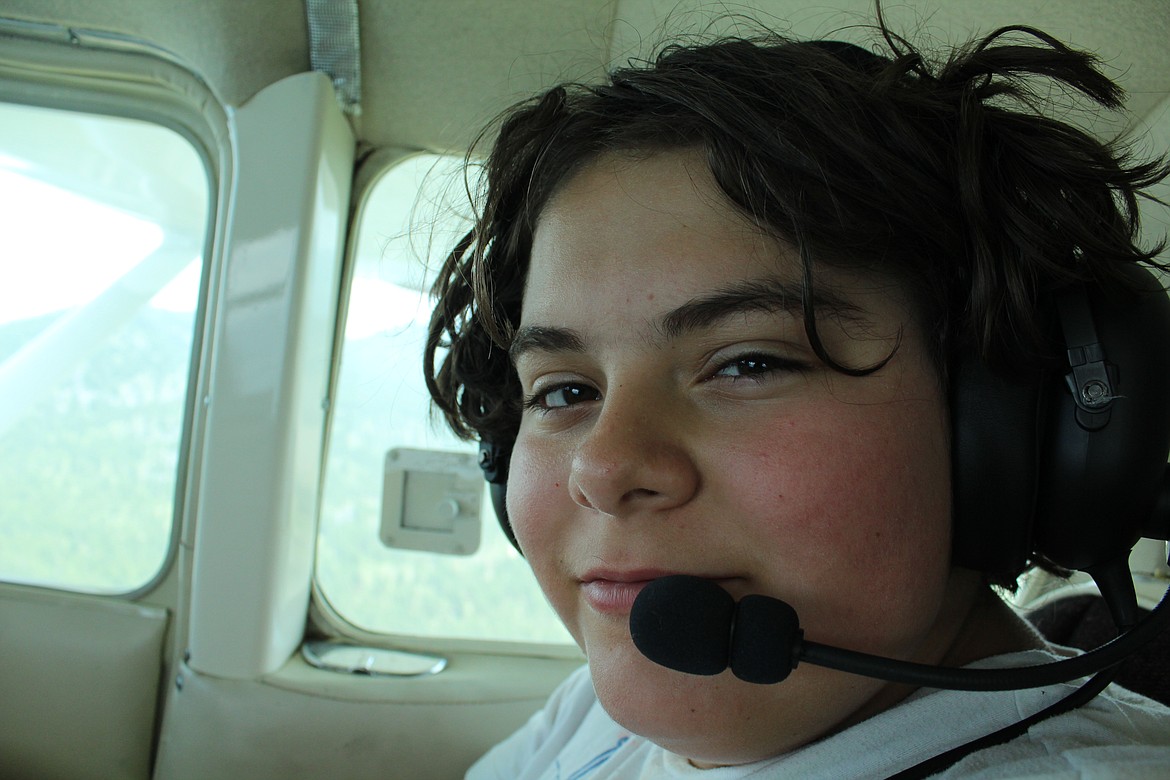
left=569, top=479, right=595, bottom=510
left=568, top=411, right=700, bottom=516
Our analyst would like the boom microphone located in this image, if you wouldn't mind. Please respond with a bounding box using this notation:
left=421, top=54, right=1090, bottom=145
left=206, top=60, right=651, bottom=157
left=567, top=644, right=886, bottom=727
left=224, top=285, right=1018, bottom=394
left=629, top=575, right=1170, bottom=689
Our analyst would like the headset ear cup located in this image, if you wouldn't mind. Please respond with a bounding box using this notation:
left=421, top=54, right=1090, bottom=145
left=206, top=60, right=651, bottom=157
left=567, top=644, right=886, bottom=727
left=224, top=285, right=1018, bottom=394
left=479, top=440, right=521, bottom=554
left=952, top=266, right=1170, bottom=579
left=488, top=481, right=519, bottom=552
left=1033, top=269, right=1170, bottom=571
left=950, top=357, right=1044, bottom=574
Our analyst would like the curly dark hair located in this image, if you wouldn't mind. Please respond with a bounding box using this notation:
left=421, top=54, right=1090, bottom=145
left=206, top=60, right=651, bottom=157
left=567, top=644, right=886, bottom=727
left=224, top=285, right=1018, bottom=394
left=423, top=19, right=1168, bottom=578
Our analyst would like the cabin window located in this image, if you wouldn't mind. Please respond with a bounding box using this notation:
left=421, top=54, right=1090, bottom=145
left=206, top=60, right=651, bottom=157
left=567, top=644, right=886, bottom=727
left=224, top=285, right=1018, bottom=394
left=317, top=154, right=571, bottom=644
left=0, top=101, right=208, bottom=594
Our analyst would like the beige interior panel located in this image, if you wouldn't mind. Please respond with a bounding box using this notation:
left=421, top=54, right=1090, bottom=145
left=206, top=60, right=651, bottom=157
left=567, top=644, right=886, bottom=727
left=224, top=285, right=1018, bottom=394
left=0, top=0, right=309, bottom=108
left=7, top=1, right=1166, bottom=153
left=154, top=653, right=580, bottom=780
left=0, top=586, right=169, bottom=780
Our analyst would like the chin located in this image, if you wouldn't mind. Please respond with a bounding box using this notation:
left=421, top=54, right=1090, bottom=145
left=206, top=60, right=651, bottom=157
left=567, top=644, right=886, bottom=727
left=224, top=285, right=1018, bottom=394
left=589, top=643, right=885, bottom=766
left=587, top=646, right=766, bottom=764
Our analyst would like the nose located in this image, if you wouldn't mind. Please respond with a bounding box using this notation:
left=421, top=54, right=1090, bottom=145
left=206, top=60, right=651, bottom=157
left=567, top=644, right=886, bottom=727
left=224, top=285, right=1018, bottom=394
left=568, top=393, right=699, bottom=517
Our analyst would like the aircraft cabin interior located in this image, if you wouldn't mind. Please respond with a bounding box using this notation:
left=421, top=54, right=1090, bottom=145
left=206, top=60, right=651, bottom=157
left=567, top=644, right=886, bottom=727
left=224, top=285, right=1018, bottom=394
left=1, top=1, right=1168, bottom=778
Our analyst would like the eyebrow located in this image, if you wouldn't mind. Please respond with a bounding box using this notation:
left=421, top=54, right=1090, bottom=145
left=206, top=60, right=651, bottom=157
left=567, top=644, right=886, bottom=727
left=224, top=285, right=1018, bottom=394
left=657, top=277, right=859, bottom=339
left=509, top=325, right=586, bottom=363
left=509, top=277, right=863, bottom=363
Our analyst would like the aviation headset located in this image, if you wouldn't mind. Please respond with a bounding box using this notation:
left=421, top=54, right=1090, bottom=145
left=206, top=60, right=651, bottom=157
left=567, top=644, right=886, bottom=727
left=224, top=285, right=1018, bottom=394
left=481, top=264, right=1170, bottom=586
left=952, top=269, right=1170, bottom=583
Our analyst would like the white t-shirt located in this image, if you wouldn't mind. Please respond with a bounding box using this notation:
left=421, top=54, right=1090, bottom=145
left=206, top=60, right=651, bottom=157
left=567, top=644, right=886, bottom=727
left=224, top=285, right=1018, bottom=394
left=466, top=651, right=1170, bottom=779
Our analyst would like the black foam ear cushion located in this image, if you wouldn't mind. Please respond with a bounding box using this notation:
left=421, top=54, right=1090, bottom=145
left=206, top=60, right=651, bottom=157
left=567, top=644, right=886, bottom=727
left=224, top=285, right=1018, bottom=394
left=951, top=266, right=1170, bottom=576
left=950, top=357, right=1045, bottom=574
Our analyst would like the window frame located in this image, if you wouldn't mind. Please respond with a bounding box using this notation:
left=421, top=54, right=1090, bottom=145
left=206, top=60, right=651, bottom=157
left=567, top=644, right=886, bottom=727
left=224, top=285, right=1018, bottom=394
left=0, top=19, right=230, bottom=601
left=308, top=147, right=581, bottom=660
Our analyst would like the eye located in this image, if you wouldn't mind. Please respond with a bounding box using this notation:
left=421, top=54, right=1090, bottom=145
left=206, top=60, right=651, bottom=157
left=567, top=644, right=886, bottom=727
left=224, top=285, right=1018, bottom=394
left=524, top=382, right=601, bottom=412
left=711, top=352, right=806, bottom=381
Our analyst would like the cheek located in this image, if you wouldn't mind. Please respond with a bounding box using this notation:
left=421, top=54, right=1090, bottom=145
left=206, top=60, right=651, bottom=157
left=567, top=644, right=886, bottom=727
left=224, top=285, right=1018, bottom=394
left=505, top=439, right=562, bottom=556
left=722, top=401, right=952, bottom=626
left=504, top=435, right=583, bottom=634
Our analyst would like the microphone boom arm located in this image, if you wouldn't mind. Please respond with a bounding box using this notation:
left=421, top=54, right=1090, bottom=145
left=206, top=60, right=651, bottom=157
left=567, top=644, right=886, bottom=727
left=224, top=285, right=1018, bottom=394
left=797, top=584, right=1170, bottom=691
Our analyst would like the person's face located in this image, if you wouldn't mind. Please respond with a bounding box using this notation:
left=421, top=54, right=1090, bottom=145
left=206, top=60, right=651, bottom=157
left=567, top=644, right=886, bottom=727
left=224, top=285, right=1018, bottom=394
left=508, top=149, right=975, bottom=765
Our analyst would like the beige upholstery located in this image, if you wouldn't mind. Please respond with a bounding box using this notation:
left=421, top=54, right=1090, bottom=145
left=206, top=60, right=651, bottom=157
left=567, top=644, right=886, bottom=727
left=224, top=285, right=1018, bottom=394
left=0, top=586, right=168, bottom=780
left=154, top=652, right=579, bottom=780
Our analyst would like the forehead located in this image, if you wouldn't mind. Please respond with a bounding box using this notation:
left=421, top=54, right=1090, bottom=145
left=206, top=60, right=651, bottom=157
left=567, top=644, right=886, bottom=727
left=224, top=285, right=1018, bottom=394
left=523, top=149, right=789, bottom=320
left=539, top=148, right=751, bottom=237
left=517, top=149, right=929, bottom=368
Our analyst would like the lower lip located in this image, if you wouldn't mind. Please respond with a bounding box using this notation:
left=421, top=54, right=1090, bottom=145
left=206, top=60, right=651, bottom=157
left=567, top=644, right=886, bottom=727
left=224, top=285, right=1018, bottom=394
left=580, top=580, right=653, bottom=614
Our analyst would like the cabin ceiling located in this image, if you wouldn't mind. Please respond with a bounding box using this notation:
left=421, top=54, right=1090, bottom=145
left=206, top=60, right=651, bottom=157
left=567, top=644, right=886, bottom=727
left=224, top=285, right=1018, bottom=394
left=2, top=0, right=1168, bottom=154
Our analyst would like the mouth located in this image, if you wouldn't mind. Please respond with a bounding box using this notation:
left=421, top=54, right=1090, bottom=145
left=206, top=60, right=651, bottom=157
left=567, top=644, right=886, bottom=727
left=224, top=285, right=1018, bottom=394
left=579, top=570, right=735, bottom=615
left=579, top=578, right=657, bottom=614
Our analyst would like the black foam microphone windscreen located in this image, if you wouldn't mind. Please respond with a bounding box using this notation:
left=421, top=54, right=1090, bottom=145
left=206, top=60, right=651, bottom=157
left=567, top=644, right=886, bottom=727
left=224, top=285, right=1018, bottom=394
left=629, top=575, right=734, bottom=675
left=729, top=594, right=800, bottom=683
left=630, top=576, right=802, bottom=683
